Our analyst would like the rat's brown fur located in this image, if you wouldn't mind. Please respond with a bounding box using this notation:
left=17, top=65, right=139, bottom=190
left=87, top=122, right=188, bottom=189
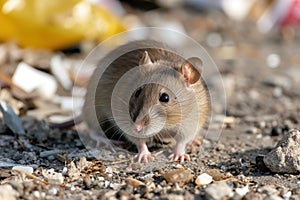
left=83, top=40, right=210, bottom=159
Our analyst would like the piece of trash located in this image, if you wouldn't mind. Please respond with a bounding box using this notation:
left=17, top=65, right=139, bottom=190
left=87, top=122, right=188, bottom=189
left=257, top=0, right=300, bottom=33
left=12, top=62, right=57, bottom=99
left=52, top=95, right=84, bottom=111
left=50, top=55, right=73, bottom=90
left=12, top=166, right=34, bottom=174
left=0, top=100, right=25, bottom=135
left=41, top=168, right=64, bottom=184
left=0, top=0, right=125, bottom=50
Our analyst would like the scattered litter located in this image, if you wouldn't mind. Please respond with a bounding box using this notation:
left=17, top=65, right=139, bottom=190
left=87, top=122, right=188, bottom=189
left=41, top=168, right=64, bottom=184
left=12, top=62, right=57, bottom=99
left=12, top=166, right=33, bottom=174
left=0, top=100, right=25, bottom=135
left=50, top=54, right=73, bottom=90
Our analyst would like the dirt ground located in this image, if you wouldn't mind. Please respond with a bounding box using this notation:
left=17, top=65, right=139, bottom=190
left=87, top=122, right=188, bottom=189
left=1, top=3, right=300, bottom=200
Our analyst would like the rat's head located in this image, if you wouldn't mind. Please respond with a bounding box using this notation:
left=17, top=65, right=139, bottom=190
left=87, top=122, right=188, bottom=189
left=128, top=51, right=203, bottom=138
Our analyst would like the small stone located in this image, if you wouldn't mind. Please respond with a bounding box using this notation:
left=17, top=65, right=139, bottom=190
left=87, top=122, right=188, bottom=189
left=270, top=127, right=282, bottom=136
left=195, top=173, right=213, bottom=186
left=264, top=195, right=283, bottom=200
left=266, top=54, right=281, bottom=68
left=162, top=194, right=184, bottom=200
left=205, top=169, right=227, bottom=181
left=0, top=184, right=19, bottom=200
left=235, top=185, right=249, bottom=198
left=243, top=192, right=263, bottom=200
left=163, top=168, right=193, bottom=184
left=246, top=127, right=259, bottom=134
left=282, top=191, right=292, bottom=199
left=83, top=175, right=92, bottom=189
left=204, top=182, right=233, bottom=200
left=258, top=185, right=278, bottom=196
left=263, top=129, right=300, bottom=173
left=48, top=187, right=58, bottom=195
left=126, top=178, right=145, bottom=188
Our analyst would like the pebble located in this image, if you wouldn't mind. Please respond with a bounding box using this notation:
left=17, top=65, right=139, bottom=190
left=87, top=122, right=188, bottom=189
left=266, top=53, right=281, bottom=68
left=126, top=178, right=145, bottom=188
left=263, top=129, right=300, bottom=173
left=258, top=185, right=278, bottom=196
left=0, top=184, right=19, bottom=200
left=195, top=173, right=213, bottom=186
left=204, top=182, right=233, bottom=200
left=163, top=168, right=193, bottom=184
left=243, top=192, right=263, bottom=200
left=264, top=195, right=283, bottom=200
left=270, top=127, right=282, bottom=136
left=235, top=185, right=249, bottom=197
left=205, top=169, right=227, bottom=181
left=264, top=75, right=292, bottom=90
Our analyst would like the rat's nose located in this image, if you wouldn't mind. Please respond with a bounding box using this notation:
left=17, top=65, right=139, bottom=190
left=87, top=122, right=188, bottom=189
left=133, top=121, right=144, bottom=132
left=133, top=116, right=150, bottom=132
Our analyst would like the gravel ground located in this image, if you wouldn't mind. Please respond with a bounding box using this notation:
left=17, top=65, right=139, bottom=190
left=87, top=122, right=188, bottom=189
left=1, top=4, right=300, bottom=200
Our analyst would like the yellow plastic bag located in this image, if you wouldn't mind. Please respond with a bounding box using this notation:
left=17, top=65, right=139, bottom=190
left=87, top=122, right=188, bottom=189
left=0, top=0, right=125, bottom=50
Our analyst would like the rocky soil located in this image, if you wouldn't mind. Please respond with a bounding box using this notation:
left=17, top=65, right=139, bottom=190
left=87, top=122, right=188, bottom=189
left=0, top=3, right=300, bottom=200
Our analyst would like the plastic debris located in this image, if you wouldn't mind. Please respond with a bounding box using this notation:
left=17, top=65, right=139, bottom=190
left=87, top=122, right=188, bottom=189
left=12, top=166, right=34, bottom=174
left=0, top=0, right=125, bottom=50
left=12, top=62, right=57, bottom=99
left=0, top=100, right=25, bottom=135
left=50, top=55, right=73, bottom=90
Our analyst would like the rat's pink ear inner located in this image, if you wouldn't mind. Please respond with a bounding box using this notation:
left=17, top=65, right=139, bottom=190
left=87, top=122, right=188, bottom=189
left=139, top=51, right=153, bottom=65
left=179, top=57, right=202, bottom=85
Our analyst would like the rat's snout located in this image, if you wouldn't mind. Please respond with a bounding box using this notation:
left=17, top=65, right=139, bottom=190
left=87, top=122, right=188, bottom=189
left=133, top=115, right=150, bottom=132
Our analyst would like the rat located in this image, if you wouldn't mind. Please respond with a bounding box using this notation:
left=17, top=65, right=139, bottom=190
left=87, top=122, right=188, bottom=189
left=82, top=40, right=210, bottom=163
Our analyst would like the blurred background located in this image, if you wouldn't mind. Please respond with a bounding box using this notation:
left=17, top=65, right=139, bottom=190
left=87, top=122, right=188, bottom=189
left=0, top=0, right=299, bottom=125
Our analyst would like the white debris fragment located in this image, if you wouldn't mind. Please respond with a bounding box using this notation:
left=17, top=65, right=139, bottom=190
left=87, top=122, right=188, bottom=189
left=42, top=168, right=64, bottom=184
left=195, top=173, right=213, bottom=186
left=52, top=95, right=84, bottom=111
left=12, top=166, right=33, bottom=174
left=50, top=54, right=73, bottom=90
left=12, top=62, right=57, bottom=99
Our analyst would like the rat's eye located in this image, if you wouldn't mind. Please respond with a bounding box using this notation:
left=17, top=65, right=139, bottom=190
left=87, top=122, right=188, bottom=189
left=135, top=88, right=142, bottom=98
left=159, top=93, right=169, bottom=103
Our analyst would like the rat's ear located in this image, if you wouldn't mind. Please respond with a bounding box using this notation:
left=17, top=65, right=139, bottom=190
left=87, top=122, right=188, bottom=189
left=139, top=51, right=153, bottom=66
left=179, top=57, right=202, bottom=86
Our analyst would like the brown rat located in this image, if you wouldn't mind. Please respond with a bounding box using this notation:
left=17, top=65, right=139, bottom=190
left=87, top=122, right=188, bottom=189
left=83, top=40, right=210, bottom=163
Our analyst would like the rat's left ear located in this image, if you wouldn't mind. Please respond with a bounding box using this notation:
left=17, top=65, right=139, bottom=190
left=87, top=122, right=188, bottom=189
left=179, top=57, right=202, bottom=86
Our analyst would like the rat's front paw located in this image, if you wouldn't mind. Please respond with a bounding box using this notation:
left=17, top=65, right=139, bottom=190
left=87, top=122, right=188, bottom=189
left=169, top=153, right=190, bottom=163
left=134, top=152, right=154, bottom=163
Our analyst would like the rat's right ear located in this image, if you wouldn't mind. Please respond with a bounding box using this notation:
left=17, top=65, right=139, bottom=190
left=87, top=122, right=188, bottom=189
left=139, top=51, right=153, bottom=66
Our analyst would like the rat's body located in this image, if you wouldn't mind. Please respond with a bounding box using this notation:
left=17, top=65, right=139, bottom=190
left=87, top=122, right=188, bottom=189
left=83, top=40, right=210, bottom=163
